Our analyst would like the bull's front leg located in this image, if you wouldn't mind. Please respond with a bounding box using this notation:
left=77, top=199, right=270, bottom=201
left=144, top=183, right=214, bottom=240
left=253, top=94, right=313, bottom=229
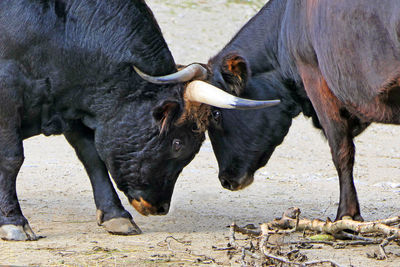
left=0, top=154, right=37, bottom=241
left=298, top=63, right=362, bottom=221
left=328, top=125, right=362, bottom=221
left=64, top=121, right=141, bottom=235
left=0, top=150, right=37, bottom=241
left=0, top=61, right=37, bottom=241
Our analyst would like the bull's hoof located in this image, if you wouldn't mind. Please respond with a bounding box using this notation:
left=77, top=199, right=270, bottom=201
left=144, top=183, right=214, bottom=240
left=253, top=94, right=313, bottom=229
left=336, top=214, right=364, bottom=222
left=96, top=210, right=142, bottom=235
left=102, top=217, right=142, bottom=235
left=0, top=224, right=38, bottom=241
left=342, top=215, right=364, bottom=221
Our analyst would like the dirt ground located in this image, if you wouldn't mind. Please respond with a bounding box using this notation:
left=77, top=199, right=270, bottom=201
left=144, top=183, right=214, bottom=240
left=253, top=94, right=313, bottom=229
left=1, top=1, right=400, bottom=266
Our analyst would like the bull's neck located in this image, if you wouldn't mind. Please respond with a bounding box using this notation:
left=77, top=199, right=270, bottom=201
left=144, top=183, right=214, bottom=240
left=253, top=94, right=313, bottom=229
left=40, top=0, right=180, bottom=127
left=63, top=0, right=176, bottom=76
left=219, top=0, right=287, bottom=75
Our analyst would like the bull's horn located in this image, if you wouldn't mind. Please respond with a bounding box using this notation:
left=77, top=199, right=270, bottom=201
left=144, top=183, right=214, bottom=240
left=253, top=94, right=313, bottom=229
left=185, top=80, right=280, bottom=109
left=134, top=64, right=207, bottom=84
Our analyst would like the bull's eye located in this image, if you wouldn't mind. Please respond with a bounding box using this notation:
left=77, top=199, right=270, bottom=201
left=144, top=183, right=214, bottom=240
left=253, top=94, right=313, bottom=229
left=172, top=138, right=183, bottom=152
left=212, top=109, right=221, bottom=123
left=192, top=124, right=199, bottom=132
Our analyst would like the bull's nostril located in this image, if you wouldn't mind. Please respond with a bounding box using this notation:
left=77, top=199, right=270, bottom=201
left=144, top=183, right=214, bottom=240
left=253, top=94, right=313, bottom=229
left=220, top=177, right=240, bottom=191
left=158, top=206, right=165, bottom=214
left=220, top=178, right=231, bottom=189
left=229, top=181, right=239, bottom=190
left=157, top=203, right=170, bottom=215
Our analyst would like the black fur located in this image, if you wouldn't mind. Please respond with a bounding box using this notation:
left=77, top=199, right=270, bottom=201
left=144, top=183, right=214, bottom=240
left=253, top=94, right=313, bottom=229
left=0, top=0, right=204, bottom=237
left=207, top=0, right=321, bottom=190
left=208, top=72, right=305, bottom=184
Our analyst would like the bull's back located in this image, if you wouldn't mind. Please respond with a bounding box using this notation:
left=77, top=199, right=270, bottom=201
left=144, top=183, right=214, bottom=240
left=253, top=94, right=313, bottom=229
left=0, top=1, right=66, bottom=76
left=287, top=0, right=400, bottom=123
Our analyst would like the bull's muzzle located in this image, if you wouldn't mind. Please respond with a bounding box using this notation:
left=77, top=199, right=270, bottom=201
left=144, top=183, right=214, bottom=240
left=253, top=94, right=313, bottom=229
left=219, top=173, right=254, bottom=191
left=131, top=197, right=170, bottom=216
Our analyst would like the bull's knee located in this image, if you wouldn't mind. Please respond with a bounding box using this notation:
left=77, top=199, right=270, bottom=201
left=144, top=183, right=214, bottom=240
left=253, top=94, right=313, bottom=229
left=0, top=152, right=24, bottom=174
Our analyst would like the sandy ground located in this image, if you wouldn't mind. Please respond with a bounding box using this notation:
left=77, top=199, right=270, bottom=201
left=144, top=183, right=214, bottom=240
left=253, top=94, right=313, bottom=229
left=1, top=1, right=400, bottom=266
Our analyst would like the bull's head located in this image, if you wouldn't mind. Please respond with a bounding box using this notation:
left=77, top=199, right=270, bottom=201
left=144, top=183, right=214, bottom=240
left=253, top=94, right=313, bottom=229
left=102, top=62, right=279, bottom=216
left=205, top=52, right=303, bottom=191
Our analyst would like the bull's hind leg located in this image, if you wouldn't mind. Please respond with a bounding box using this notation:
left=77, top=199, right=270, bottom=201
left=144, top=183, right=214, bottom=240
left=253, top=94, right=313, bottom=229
left=64, top=122, right=141, bottom=235
left=0, top=61, right=37, bottom=240
left=298, top=63, right=363, bottom=221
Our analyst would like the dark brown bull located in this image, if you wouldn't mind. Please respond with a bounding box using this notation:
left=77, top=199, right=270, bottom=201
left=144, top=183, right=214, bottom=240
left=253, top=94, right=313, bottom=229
left=199, top=0, right=400, bottom=221
left=288, top=0, right=400, bottom=220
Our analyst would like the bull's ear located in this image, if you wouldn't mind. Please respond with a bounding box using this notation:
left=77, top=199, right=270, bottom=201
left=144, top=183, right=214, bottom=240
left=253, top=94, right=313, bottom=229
left=220, top=53, right=250, bottom=96
left=153, top=100, right=181, bottom=134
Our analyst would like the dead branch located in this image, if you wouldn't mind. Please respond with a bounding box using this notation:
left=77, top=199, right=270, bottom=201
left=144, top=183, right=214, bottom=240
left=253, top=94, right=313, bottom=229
left=335, top=231, right=378, bottom=242
left=379, top=234, right=398, bottom=260
left=212, top=246, right=235, bottom=251
left=288, top=239, right=379, bottom=247
left=263, top=251, right=298, bottom=265
left=262, top=208, right=400, bottom=239
left=228, top=223, right=263, bottom=262
left=156, top=235, right=217, bottom=264
left=230, top=223, right=261, bottom=236
left=374, top=216, right=400, bottom=226
left=262, top=251, right=344, bottom=267
left=300, top=259, right=345, bottom=267
left=229, top=222, right=238, bottom=248
left=243, top=247, right=262, bottom=260
left=226, top=208, right=400, bottom=265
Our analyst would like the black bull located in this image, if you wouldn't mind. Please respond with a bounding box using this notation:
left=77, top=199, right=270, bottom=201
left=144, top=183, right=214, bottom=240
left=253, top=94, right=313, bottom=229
left=0, top=0, right=279, bottom=241
left=206, top=0, right=400, bottom=221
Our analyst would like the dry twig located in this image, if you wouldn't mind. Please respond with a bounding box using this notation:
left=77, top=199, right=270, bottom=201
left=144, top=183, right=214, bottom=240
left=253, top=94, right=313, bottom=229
left=379, top=234, right=398, bottom=259
left=230, top=223, right=261, bottom=236
left=262, top=207, right=400, bottom=240
left=289, top=239, right=379, bottom=247
left=226, top=208, right=400, bottom=265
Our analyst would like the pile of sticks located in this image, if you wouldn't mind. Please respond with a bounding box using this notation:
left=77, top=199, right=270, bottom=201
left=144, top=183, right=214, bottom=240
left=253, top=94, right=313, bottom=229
left=218, top=207, right=400, bottom=266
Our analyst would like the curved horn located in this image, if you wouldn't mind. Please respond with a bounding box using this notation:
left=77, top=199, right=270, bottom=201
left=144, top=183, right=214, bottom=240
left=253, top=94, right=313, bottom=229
left=185, top=81, right=280, bottom=109
left=133, top=64, right=207, bottom=84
